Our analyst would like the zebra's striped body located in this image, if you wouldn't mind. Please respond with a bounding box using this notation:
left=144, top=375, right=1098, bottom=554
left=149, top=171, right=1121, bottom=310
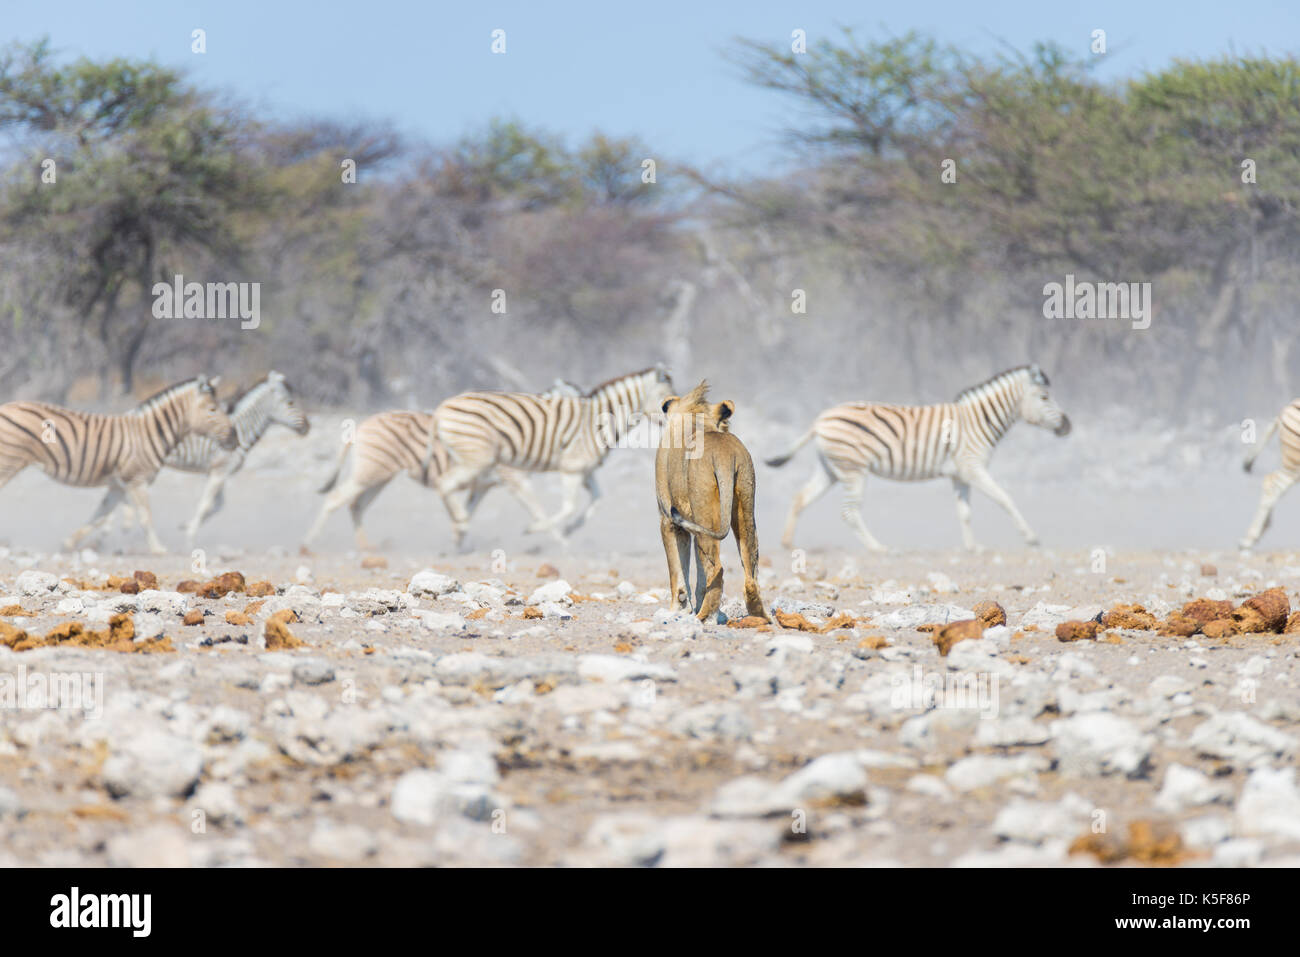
left=1239, top=399, right=1300, bottom=549
left=0, top=377, right=235, bottom=553
left=162, top=371, right=309, bottom=547
left=769, top=365, right=1070, bottom=551
left=303, top=379, right=583, bottom=549
left=429, top=366, right=674, bottom=544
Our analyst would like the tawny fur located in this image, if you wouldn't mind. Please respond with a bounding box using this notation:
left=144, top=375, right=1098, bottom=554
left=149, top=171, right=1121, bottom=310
left=655, top=381, right=768, bottom=622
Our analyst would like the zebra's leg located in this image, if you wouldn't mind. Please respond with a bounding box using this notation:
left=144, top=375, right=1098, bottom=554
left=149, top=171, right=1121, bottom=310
left=124, top=483, right=168, bottom=554
left=529, top=472, right=583, bottom=544
left=1241, top=469, right=1297, bottom=550
left=659, top=514, right=692, bottom=610
left=952, top=478, right=978, bottom=551
left=64, top=485, right=126, bottom=552
left=839, top=473, right=888, bottom=553
left=965, top=467, right=1038, bottom=547
left=562, top=472, right=601, bottom=536
left=183, top=470, right=228, bottom=548
left=491, top=469, right=553, bottom=535
left=780, top=460, right=836, bottom=550
left=464, top=472, right=501, bottom=518
left=436, top=463, right=489, bottom=546
left=304, top=476, right=372, bottom=547
left=349, top=480, right=390, bottom=550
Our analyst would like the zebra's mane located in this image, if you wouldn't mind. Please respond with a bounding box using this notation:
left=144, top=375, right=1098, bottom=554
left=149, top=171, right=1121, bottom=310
left=585, top=367, right=657, bottom=398
left=132, top=377, right=208, bottom=414
left=954, top=365, right=1045, bottom=403
left=227, top=377, right=274, bottom=414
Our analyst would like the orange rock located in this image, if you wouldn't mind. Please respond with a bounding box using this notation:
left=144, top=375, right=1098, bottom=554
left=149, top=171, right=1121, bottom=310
left=1233, top=588, right=1290, bottom=633
left=1102, top=604, right=1157, bottom=630
left=1181, top=598, right=1234, bottom=625
left=118, top=579, right=140, bottom=595
left=182, top=609, right=204, bottom=626
left=176, top=580, right=201, bottom=593
left=726, top=616, right=772, bottom=630
left=360, top=555, right=388, bottom=569
left=1157, top=613, right=1201, bottom=637
left=132, top=570, right=159, bottom=589
left=774, top=609, right=821, bottom=633
left=536, top=563, right=560, bottom=579
left=0, top=604, right=34, bottom=617
left=1056, top=620, right=1101, bottom=642
left=200, top=571, right=246, bottom=599
left=857, top=634, right=889, bottom=650
left=1200, top=563, right=1218, bottom=577
left=821, top=612, right=857, bottom=632
left=934, top=619, right=983, bottom=656
left=264, top=609, right=304, bottom=649
left=225, top=611, right=252, bottom=626
left=246, top=581, right=276, bottom=598
left=521, top=606, right=543, bottom=620
left=972, top=600, right=1007, bottom=628
left=1201, top=619, right=1238, bottom=640
left=1285, top=612, right=1300, bottom=634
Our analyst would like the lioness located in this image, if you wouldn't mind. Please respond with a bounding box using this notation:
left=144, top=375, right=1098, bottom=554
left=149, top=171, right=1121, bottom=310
left=655, top=381, right=769, bottom=622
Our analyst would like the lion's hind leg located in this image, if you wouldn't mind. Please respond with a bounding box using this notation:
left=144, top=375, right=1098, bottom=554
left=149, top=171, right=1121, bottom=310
left=660, top=513, right=692, bottom=610
left=733, top=463, right=769, bottom=621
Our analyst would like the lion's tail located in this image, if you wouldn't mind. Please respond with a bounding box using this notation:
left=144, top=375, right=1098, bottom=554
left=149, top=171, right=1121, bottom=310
left=765, top=427, right=814, bottom=468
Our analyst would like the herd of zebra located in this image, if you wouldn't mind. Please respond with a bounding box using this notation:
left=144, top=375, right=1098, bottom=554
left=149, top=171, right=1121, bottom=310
left=0, top=363, right=1297, bottom=554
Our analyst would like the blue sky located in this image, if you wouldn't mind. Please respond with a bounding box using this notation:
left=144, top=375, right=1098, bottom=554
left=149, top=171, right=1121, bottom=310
left=4, top=0, right=1298, bottom=174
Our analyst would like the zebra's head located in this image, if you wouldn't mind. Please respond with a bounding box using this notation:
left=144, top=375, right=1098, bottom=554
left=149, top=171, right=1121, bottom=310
left=644, top=363, right=675, bottom=414
left=1018, top=366, right=1071, bottom=437
left=263, top=370, right=310, bottom=435
left=192, top=376, right=239, bottom=450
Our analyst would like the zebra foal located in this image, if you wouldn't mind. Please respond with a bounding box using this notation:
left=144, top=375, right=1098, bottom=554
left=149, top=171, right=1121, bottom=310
left=161, top=371, right=310, bottom=547
left=1240, top=400, right=1300, bottom=549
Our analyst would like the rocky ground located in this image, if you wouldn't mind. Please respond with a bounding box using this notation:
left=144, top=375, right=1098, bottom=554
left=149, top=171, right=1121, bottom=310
left=2, top=542, right=1300, bottom=868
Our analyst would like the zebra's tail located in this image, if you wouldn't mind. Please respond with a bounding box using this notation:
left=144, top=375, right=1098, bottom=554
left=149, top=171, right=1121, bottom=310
left=1244, top=416, right=1280, bottom=473
left=318, top=438, right=353, bottom=494
left=765, top=428, right=814, bottom=468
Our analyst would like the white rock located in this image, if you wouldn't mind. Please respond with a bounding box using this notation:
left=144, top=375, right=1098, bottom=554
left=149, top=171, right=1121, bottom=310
left=412, top=609, right=467, bottom=632
left=102, top=731, right=203, bottom=799
left=16, top=570, right=62, bottom=596
left=308, top=821, right=377, bottom=862
left=992, top=793, right=1094, bottom=844
left=1156, top=764, right=1233, bottom=812
left=1050, top=713, right=1152, bottom=778
left=408, top=570, right=461, bottom=598
left=578, top=655, right=675, bottom=683
left=1236, top=766, right=1300, bottom=841
left=1188, top=711, right=1295, bottom=765
left=527, top=580, right=573, bottom=605
left=946, top=754, right=1048, bottom=792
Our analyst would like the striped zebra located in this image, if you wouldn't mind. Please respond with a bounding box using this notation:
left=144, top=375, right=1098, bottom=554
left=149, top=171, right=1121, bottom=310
left=427, top=365, right=674, bottom=545
left=0, top=376, right=236, bottom=554
left=1239, top=400, right=1300, bottom=549
left=302, top=379, right=582, bottom=549
left=768, top=365, right=1071, bottom=551
left=161, top=371, right=310, bottom=548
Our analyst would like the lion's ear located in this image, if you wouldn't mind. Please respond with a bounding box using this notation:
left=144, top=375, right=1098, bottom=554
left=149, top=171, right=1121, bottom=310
left=716, top=401, right=734, bottom=422
left=661, top=396, right=678, bottom=414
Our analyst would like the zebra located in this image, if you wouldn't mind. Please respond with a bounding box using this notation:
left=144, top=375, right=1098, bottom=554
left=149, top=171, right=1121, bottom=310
left=0, top=376, right=236, bottom=554
left=1239, top=400, right=1300, bottom=549
left=302, top=379, right=583, bottom=549
left=767, top=365, right=1071, bottom=552
left=426, top=365, right=674, bottom=545
left=161, top=371, right=309, bottom=548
